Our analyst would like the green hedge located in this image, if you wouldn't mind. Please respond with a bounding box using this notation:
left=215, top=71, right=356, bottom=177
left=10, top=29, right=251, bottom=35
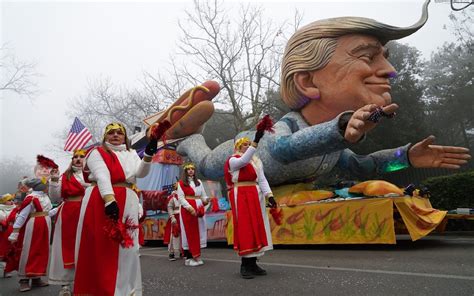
left=421, top=170, right=474, bottom=210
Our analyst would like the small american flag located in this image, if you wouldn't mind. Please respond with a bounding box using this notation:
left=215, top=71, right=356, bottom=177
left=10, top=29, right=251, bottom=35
left=64, top=117, right=93, bottom=151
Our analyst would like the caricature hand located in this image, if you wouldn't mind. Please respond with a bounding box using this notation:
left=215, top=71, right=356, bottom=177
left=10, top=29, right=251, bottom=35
left=408, top=136, right=471, bottom=169
left=344, top=103, right=398, bottom=143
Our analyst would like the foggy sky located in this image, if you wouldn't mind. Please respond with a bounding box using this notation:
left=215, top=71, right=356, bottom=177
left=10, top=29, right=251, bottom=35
left=0, top=0, right=460, bottom=172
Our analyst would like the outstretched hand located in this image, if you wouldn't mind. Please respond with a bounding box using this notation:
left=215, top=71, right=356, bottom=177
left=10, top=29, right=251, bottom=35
left=344, top=103, right=398, bottom=143
left=408, top=136, right=471, bottom=169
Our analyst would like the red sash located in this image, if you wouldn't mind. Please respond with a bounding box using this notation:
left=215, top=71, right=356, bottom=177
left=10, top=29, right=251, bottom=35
left=58, top=174, right=84, bottom=269
left=74, top=147, right=127, bottom=296
left=178, top=180, right=201, bottom=258
left=224, top=155, right=268, bottom=256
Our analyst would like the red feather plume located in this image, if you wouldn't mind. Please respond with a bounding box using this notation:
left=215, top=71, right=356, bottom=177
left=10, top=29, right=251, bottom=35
left=270, top=207, right=283, bottom=226
left=103, top=216, right=139, bottom=248
left=36, top=155, right=58, bottom=169
left=150, top=120, right=172, bottom=144
left=256, top=114, right=274, bottom=133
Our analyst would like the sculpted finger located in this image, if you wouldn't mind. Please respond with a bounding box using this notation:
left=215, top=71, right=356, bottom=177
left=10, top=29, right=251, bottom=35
left=361, top=104, right=379, bottom=112
left=345, top=127, right=363, bottom=143
left=442, top=152, right=472, bottom=160
left=438, top=146, right=471, bottom=154
left=382, top=103, right=399, bottom=115
left=439, top=163, right=461, bottom=169
left=361, top=111, right=372, bottom=121
left=420, top=135, right=436, bottom=147
left=349, top=118, right=365, bottom=130
left=442, top=158, right=469, bottom=165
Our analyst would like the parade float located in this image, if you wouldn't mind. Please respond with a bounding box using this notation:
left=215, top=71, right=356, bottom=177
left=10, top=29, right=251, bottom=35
left=136, top=0, right=470, bottom=245
left=135, top=79, right=448, bottom=245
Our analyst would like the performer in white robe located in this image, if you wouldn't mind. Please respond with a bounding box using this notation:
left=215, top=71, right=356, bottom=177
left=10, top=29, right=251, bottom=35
left=74, top=122, right=157, bottom=296
left=48, top=148, right=90, bottom=296
left=177, top=163, right=209, bottom=267
left=8, top=178, right=52, bottom=292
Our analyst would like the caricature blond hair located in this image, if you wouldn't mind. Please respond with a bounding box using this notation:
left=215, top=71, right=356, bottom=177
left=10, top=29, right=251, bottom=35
left=280, top=0, right=430, bottom=110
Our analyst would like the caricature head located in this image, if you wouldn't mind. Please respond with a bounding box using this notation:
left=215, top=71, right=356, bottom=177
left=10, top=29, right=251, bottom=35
left=280, top=1, right=430, bottom=116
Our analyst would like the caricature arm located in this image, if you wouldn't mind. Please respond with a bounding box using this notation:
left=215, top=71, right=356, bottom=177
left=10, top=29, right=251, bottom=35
left=337, top=144, right=411, bottom=178
left=267, top=112, right=355, bottom=164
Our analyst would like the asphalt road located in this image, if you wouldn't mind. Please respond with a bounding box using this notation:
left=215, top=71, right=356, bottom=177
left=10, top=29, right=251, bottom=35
left=1, top=233, right=474, bottom=296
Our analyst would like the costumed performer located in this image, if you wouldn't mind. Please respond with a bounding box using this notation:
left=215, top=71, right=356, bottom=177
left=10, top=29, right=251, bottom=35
left=224, top=118, right=277, bottom=279
left=164, top=183, right=182, bottom=261
left=8, top=178, right=52, bottom=292
left=48, top=148, right=90, bottom=296
left=177, top=162, right=209, bottom=267
left=0, top=193, right=18, bottom=278
left=74, top=122, right=163, bottom=296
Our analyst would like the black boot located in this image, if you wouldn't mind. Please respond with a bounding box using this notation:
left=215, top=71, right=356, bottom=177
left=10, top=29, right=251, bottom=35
left=240, top=258, right=254, bottom=279
left=250, top=257, right=267, bottom=276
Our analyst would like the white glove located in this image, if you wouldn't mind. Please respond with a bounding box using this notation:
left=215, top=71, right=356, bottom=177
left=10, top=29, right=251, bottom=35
left=170, top=215, right=177, bottom=224
left=8, top=231, right=19, bottom=242
left=48, top=207, right=60, bottom=217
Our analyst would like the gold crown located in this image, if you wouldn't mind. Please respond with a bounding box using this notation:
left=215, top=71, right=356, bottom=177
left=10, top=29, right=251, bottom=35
left=182, top=162, right=196, bottom=170
left=73, top=149, right=87, bottom=157
left=234, top=137, right=251, bottom=150
left=104, top=122, right=126, bottom=138
left=0, top=193, right=14, bottom=203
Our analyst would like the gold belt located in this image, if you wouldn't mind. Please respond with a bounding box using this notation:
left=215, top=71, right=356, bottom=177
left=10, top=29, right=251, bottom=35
left=30, top=211, right=48, bottom=218
left=66, top=196, right=82, bottom=202
left=185, top=195, right=200, bottom=200
left=91, top=182, right=135, bottom=189
left=234, top=182, right=257, bottom=187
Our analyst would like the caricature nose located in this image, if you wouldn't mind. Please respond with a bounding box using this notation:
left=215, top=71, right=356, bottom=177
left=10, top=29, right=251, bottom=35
left=375, top=56, right=396, bottom=78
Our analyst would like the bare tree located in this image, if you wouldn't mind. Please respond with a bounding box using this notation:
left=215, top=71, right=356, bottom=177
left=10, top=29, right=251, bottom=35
left=146, top=0, right=302, bottom=131
left=67, top=77, right=168, bottom=142
left=65, top=0, right=302, bottom=147
left=0, top=45, right=39, bottom=99
left=446, top=10, right=473, bottom=49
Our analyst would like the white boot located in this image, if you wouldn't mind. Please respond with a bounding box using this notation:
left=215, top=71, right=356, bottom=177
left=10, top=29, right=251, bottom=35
left=59, top=285, right=72, bottom=296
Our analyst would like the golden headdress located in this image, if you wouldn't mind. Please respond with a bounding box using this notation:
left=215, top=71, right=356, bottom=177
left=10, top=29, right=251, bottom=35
left=182, top=162, right=196, bottom=170
left=0, top=193, right=14, bottom=204
left=234, top=137, right=251, bottom=150
left=103, top=122, right=126, bottom=139
left=73, top=148, right=87, bottom=157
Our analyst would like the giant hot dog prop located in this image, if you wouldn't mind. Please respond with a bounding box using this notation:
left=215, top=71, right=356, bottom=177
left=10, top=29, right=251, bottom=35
left=145, top=80, right=220, bottom=140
